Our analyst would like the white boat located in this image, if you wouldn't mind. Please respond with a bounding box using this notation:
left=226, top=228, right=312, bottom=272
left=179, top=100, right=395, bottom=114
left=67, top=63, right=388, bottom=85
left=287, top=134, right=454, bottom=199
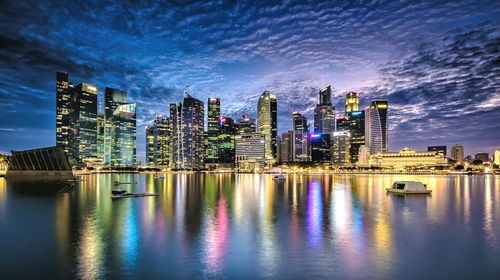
left=111, top=190, right=158, bottom=199
left=273, top=175, right=286, bottom=181
left=386, top=181, right=431, bottom=194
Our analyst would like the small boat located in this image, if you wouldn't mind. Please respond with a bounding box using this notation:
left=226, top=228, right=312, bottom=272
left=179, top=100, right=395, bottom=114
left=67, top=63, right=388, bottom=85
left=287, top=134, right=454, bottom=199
left=386, top=181, right=431, bottom=194
left=273, top=175, right=286, bottom=181
left=111, top=190, right=158, bottom=199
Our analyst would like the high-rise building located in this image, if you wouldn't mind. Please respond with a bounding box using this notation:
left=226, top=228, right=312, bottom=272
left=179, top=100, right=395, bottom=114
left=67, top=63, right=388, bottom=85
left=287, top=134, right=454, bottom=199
left=345, top=91, right=359, bottom=113
left=217, top=116, right=237, bottom=164
left=475, top=153, right=489, bottom=163
left=365, top=100, right=388, bottom=154
left=450, top=144, right=464, bottom=164
left=257, top=90, right=278, bottom=160
left=145, top=114, right=171, bottom=167
left=238, top=114, right=256, bottom=134
left=310, top=133, right=331, bottom=163
left=279, top=130, right=293, bottom=163
left=71, top=83, right=98, bottom=163
left=235, top=133, right=266, bottom=171
left=314, top=86, right=336, bottom=134
left=428, top=146, right=447, bottom=157
left=108, top=103, right=136, bottom=167
left=331, top=131, right=351, bottom=165
left=494, top=150, right=500, bottom=165
left=146, top=126, right=155, bottom=166
left=97, top=114, right=105, bottom=162
left=357, top=145, right=370, bottom=166
left=206, top=98, right=221, bottom=163
left=171, top=92, right=204, bottom=170
left=292, top=112, right=309, bottom=162
left=346, top=110, right=365, bottom=163
left=104, top=87, right=127, bottom=120
left=56, top=72, right=74, bottom=156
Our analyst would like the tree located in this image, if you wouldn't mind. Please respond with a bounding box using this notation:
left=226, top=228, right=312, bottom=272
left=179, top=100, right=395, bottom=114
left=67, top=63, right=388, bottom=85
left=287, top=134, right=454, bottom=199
left=472, top=159, right=483, bottom=165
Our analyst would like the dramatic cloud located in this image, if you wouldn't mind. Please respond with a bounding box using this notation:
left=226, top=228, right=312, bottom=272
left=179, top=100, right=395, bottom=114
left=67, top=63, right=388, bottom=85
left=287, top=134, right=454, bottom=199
left=0, top=0, right=499, bottom=159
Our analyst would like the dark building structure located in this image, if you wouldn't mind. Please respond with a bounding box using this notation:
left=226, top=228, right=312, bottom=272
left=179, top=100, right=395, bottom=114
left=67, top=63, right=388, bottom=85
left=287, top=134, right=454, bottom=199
left=310, top=133, right=332, bottom=163
left=428, top=146, right=447, bottom=157
left=56, top=72, right=74, bottom=156
left=206, top=98, right=221, bottom=163
left=217, top=116, right=237, bottom=164
left=7, top=146, right=74, bottom=179
left=314, top=86, right=335, bottom=134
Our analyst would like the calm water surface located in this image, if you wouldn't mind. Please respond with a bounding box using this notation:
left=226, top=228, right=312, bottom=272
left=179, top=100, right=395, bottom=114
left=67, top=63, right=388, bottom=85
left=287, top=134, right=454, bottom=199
left=1, top=174, right=500, bottom=279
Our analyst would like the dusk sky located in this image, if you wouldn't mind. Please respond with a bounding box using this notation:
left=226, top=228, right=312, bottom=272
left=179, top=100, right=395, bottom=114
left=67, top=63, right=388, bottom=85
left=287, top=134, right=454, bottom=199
left=0, top=0, right=499, bottom=161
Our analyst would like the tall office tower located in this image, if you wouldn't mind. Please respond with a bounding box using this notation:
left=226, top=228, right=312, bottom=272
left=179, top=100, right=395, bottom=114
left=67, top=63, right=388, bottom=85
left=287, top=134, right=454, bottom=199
left=235, top=133, right=266, bottom=171
left=346, top=110, right=365, bottom=163
left=310, top=133, right=332, bottom=163
left=345, top=91, right=359, bottom=113
left=238, top=114, right=256, bottom=134
left=56, top=72, right=74, bottom=156
left=257, top=90, right=278, bottom=160
left=217, top=116, right=238, bottom=164
left=146, top=126, right=156, bottom=166
left=170, top=92, right=204, bottom=169
left=108, top=103, right=136, bottom=167
left=365, top=100, right=388, bottom=154
left=170, top=102, right=183, bottom=168
left=96, top=114, right=105, bottom=162
left=104, top=87, right=127, bottom=120
left=357, top=145, right=370, bottom=166
left=450, top=144, right=464, bottom=164
left=279, top=130, right=293, bottom=163
left=206, top=98, right=221, bottom=163
left=292, top=111, right=309, bottom=162
left=331, top=131, right=351, bottom=165
left=71, top=83, right=98, bottom=163
left=494, top=150, right=500, bottom=165
left=314, top=86, right=336, bottom=134
left=428, top=146, right=447, bottom=157
left=155, top=114, right=171, bottom=167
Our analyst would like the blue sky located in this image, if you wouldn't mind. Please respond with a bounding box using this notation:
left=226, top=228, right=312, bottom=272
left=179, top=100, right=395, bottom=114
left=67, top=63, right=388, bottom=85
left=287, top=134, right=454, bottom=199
left=0, top=0, right=499, bottom=161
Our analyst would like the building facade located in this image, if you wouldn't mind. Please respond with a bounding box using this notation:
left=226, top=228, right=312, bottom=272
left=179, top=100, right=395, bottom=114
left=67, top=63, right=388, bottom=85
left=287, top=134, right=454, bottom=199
left=345, top=91, right=359, bottom=113
left=292, top=111, right=309, bottom=162
left=369, top=147, right=448, bottom=169
left=55, top=72, right=74, bottom=156
left=428, top=146, right=447, bottom=157
left=310, top=133, right=331, bottom=163
left=257, top=90, right=278, bottom=160
left=357, top=145, right=370, bottom=166
left=450, top=144, right=464, bottom=164
left=279, top=130, right=293, bottom=163
left=235, top=133, right=266, bottom=171
left=331, top=131, right=351, bottom=165
left=71, top=83, right=99, bottom=164
left=494, top=150, right=500, bottom=165
left=314, top=86, right=335, bottom=134
left=108, top=103, right=136, bottom=167
left=365, top=100, right=388, bottom=154
left=206, top=98, right=221, bottom=163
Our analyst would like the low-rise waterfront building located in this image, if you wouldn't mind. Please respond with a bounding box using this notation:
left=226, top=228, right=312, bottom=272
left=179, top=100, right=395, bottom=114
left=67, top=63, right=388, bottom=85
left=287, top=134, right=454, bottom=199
left=235, top=133, right=266, bottom=171
left=369, top=147, right=448, bottom=170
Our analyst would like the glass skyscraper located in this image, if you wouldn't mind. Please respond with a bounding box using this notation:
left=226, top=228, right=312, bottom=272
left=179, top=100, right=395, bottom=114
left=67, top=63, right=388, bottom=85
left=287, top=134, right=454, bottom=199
left=365, top=100, right=388, bottom=154
left=314, top=86, right=335, bottom=134
left=56, top=72, right=74, bottom=157
left=171, top=92, right=204, bottom=170
left=257, top=90, right=278, bottom=160
left=292, top=111, right=309, bottom=162
left=71, top=83, right=98, bottom=163
left=206, top=98, right=220, bottom=163
left=108, top=103, right=136, bottom=167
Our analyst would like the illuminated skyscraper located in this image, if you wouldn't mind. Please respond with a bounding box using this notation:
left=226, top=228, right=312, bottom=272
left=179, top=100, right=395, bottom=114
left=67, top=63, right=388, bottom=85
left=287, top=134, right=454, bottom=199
left=206, top=98, right=221, bottom=163
left=55, top=72, right=74, bottom=156
left=357, top=145, right=370, bottom=166
left=71, top=83, right=98, bottom=163
left=146, top=126, right=155, bottom=166
left=365, top=100, right=388, bottom=154
left=494, top=150, right=500, bottom=165
left=217, top=116, right=237, bottom=165
left=331, top=131, right=351, bottom=165
left=314, top=86, right=335, bottom=134
left=257, top=90, right=278, bottom=160
left=171, top=92, right=204, bottom=169
left=345, top=91, right=359, bottom=113
left=104, top=87, right=127, bottom=120
left=108, top=103, right=136, bottom=167
left=97, top=114, right=105, bottom=162
left=310, top=133, right=331, bottom=163
left=292, top=111, right=309, bottom=162
left=145, top=114, right=171, bottom=167
left=238, top=114, right=256, bottom=134
left=450, top=144, right=464, bottom=164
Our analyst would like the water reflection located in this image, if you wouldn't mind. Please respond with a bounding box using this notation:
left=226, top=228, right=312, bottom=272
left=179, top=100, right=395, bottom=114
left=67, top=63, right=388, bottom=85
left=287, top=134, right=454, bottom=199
left=1, top=174, right=500, bottom=279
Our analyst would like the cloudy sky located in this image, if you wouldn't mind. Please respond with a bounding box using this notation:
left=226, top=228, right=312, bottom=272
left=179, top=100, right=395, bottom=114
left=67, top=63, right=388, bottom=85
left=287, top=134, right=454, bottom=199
left=0, top=0, right=499, bottom=161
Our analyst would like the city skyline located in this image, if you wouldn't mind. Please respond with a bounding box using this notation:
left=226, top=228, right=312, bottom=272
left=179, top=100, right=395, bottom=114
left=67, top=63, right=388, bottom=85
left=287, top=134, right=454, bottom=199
left=1, top=1, right=500, bottom=161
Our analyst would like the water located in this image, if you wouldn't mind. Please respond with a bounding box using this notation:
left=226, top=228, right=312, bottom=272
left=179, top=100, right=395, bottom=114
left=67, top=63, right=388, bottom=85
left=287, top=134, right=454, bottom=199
left=1, top=174, right=500, bottom=279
